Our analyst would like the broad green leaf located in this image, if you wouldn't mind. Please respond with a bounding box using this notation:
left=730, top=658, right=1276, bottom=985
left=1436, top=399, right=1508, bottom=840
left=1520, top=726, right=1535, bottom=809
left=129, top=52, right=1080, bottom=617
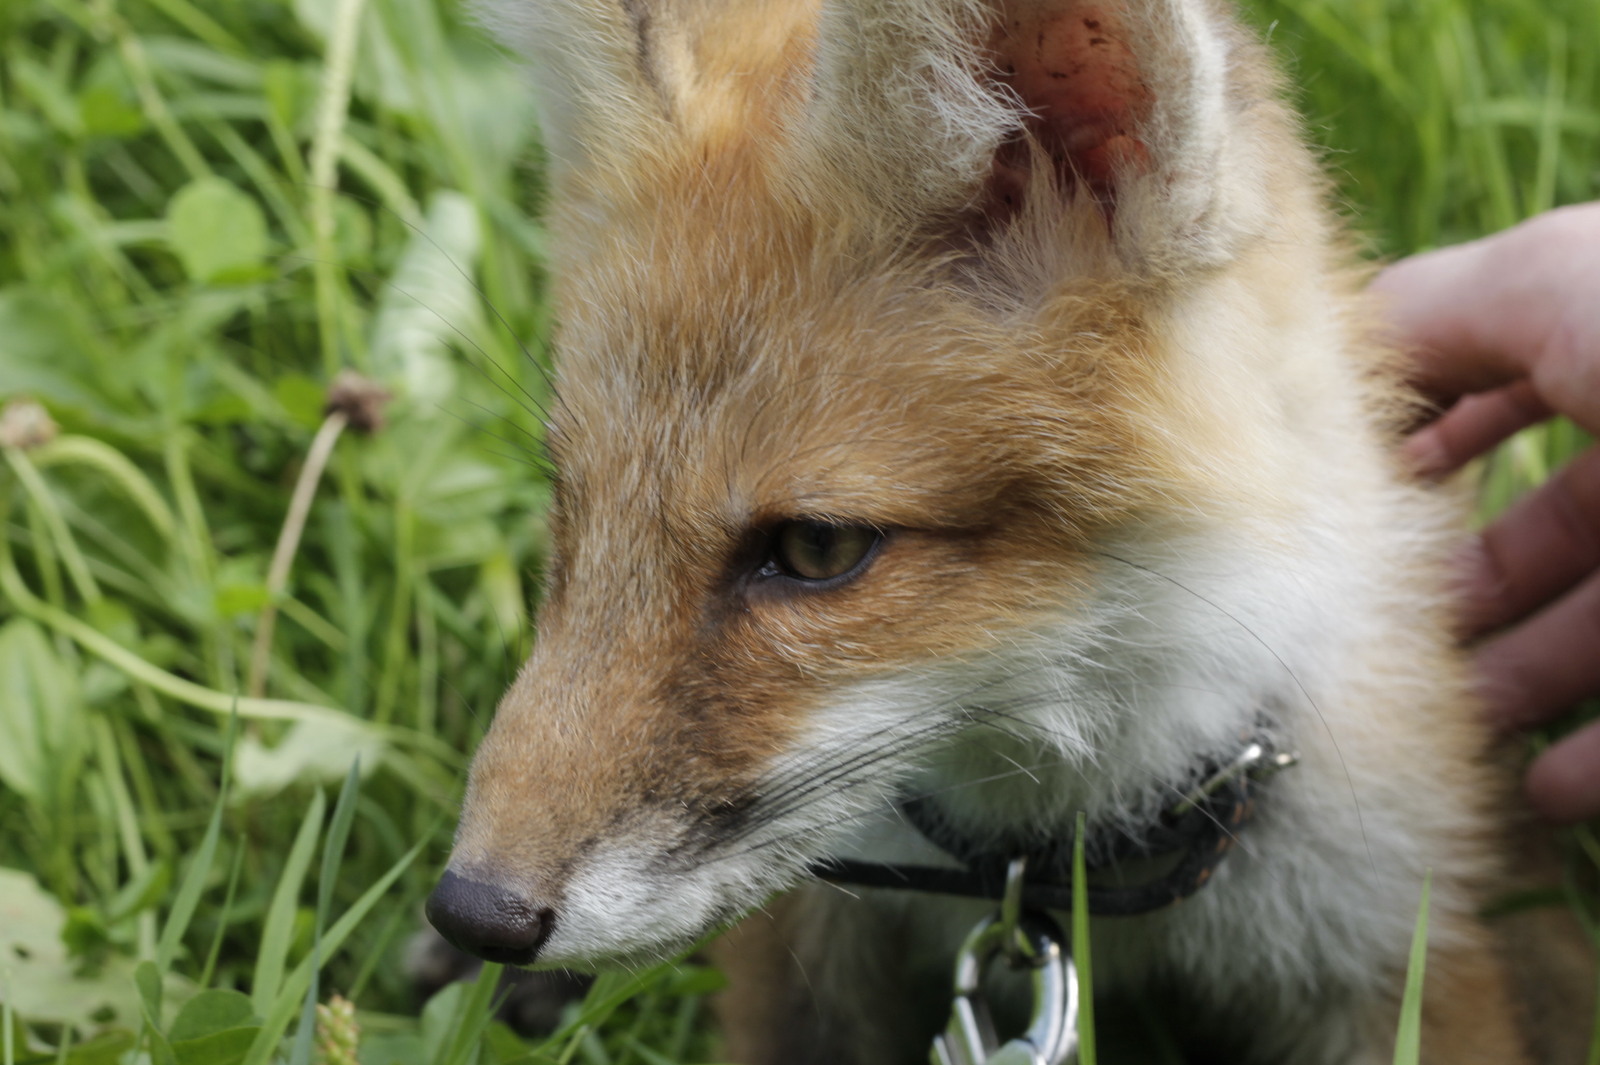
left=479, top=1023, right=532, bottom=1065
left=234, top=718, right=384, bottom=797
left=61, top=906, right=112, bottom=962
left=0, top=877, right=154, bottom=1045
left=215, top=582, right=272, bottom=618
left=135, top=962, right=163, bottom=1026
left=166, top=178, right=268, bottom=284
left=418, top=983, right=465, bottom=1065
left=135, top=962, right=177, bottom=1065
left=15, top=1032, right=136, bottom=1065
left=367, top=191, right=480, bottom=410
left=172, top=1027, right=260, bottom=1065
left=169, top=990, right=257, bottom=1041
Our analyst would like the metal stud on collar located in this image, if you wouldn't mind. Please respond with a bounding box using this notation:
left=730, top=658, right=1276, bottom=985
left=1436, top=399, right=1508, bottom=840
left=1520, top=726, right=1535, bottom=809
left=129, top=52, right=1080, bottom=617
left=931, top=858, right=1079, bottom=1065
left=1165, top=741, right=1300, bottom=819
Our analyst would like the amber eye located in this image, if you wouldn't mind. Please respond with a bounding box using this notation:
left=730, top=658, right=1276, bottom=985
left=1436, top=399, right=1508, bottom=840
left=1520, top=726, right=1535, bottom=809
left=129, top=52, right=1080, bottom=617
left=767, top=521, right=880, bottom=583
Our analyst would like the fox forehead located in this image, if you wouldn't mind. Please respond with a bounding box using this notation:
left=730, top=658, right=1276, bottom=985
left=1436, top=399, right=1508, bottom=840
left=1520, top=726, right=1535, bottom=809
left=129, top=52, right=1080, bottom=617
left=544, top=211, right=1167, bottom=531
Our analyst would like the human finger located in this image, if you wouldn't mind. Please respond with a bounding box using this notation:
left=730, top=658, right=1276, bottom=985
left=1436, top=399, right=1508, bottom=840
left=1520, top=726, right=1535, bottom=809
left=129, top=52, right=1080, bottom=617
left=1402, top=381, right=1550, bottom=479
left=1372, top=238, right=1534, bottom=399
left=1473, top=571, right=1600, bottom=731
left=1454, top=444, right=1600, bottom=637
left=1373, top=204, right=1600, bottom=431
left=1525, top=720, right=1600, bottom=824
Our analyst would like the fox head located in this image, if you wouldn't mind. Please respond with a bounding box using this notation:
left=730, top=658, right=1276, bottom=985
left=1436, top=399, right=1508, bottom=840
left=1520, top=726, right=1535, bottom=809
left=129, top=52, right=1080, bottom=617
left=429, top=0, right=1387, bottom=968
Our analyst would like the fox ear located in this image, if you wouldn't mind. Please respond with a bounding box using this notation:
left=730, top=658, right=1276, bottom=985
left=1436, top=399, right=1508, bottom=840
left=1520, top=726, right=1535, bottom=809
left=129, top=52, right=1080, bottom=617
left=806, top=0, right=1272, bottom=274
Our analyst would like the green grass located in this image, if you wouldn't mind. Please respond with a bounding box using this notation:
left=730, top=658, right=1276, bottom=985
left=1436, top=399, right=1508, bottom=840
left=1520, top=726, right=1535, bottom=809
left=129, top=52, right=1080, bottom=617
left=0, top=0, right=1596, bottom=1061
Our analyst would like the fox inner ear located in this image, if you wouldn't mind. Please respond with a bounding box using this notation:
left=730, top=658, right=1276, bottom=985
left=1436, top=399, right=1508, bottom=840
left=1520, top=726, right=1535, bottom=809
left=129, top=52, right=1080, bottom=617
left=806, top=0, right=1267, bottom=273
left=985, top=5, right=1156, bottom=222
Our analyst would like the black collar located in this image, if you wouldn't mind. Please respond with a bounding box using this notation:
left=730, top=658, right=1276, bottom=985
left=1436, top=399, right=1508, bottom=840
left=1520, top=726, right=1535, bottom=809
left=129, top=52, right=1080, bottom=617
left=810, top=737, right=1296, bottom=917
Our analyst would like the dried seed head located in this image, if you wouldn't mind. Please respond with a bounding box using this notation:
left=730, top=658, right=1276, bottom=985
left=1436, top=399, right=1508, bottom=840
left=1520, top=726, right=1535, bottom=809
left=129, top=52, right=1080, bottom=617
left=325, top=371, right=393, bottom=434
left=0, top=399, right=59, bottom=450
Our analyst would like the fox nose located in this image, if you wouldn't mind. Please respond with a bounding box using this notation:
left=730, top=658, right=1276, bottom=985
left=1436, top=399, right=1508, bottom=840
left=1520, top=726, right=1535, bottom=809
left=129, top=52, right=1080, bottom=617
left=425, top=870, right=554, bottom=965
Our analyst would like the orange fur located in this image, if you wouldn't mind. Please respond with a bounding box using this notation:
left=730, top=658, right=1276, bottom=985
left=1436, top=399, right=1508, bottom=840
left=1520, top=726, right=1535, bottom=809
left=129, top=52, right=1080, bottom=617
left=431, top=0, right=1588, bottom=1059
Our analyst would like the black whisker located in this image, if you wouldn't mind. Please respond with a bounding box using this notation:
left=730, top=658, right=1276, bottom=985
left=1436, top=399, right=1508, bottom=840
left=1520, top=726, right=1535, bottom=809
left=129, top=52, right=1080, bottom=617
left=293, top=183, right=566, bottom=399
left=711, top=741, right=1263, bottom=875
left=436, top=404, right=557, bottom=479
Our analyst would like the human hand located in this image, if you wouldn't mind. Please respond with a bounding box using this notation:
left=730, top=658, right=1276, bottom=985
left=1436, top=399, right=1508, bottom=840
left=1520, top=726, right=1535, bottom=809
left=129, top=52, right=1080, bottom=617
left=1372, top=202, right=1600, bottom=824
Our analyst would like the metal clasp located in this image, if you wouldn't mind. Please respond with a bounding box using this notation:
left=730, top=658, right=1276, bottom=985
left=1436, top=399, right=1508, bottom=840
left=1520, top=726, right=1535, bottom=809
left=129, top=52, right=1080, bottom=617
left=931, top=858, right=1079, bottom=1065
left=1165, top=741, right=1300, bottom=819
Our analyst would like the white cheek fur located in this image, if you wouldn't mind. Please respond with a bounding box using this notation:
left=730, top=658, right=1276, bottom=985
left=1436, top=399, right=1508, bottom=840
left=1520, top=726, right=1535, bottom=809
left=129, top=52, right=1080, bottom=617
left=543, top=503, right=1485, bottom=1005
left=812, top=510, right=1485, bottom=999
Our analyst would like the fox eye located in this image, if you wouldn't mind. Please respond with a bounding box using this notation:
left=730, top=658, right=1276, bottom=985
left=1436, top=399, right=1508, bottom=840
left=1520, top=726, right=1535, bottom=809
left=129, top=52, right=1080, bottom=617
left=766, top=521, right=880, bottom=583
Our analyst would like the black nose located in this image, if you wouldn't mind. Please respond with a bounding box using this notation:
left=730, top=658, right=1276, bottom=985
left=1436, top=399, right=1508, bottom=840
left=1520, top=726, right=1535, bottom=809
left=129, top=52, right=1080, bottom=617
left=426, top=870, right=554, bottom=966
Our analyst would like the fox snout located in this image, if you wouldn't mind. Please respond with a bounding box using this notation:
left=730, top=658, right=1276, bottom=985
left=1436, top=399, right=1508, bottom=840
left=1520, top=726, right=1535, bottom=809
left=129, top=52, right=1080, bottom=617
left=426, top=569, right=824, bottom=968
left=426, top=870, right=553, bottom=966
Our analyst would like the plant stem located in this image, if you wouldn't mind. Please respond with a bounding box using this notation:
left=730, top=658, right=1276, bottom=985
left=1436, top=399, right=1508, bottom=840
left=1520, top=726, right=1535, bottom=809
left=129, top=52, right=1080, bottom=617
left=248, top=411, right=349, bottom=698
left=0, top=529, right=348, bottom=727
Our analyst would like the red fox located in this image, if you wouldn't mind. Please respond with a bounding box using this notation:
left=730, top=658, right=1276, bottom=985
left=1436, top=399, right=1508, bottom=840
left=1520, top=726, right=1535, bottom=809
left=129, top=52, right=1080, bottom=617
left=425, top=0, right=1574, bottom=1060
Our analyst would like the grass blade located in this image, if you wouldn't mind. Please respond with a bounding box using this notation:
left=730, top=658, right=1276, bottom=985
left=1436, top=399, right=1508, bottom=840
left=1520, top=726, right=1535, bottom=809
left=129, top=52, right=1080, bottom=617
left=1393, top=870, right=1432, bottom=1065
left=317, top=761, right=364, bottom=927
left=198, top=839, right=247, bottom=987
left=1587, top=968, right=1600, bottom=1065
left=1073, top=810, right=1096, bottom=1065
left=252, top=788, right=328, bottom=1014
left=441, top=961, right=506, bottom=1065
left=289, top=761, right=365, bottom=1065
left=154, top=710, right=236, bottom=971
left=240, top=827, right=433, bottom=1065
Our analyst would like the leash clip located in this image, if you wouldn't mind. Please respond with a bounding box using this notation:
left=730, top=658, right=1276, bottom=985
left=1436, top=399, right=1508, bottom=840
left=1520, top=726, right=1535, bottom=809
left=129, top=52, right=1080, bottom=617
left=931, top=858, right=1079, bottom=1065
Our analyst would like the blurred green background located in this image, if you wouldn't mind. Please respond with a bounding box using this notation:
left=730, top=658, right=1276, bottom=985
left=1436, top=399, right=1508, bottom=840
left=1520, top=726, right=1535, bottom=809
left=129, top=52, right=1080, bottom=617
left=0, top=0, right=1595, bottom=1061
